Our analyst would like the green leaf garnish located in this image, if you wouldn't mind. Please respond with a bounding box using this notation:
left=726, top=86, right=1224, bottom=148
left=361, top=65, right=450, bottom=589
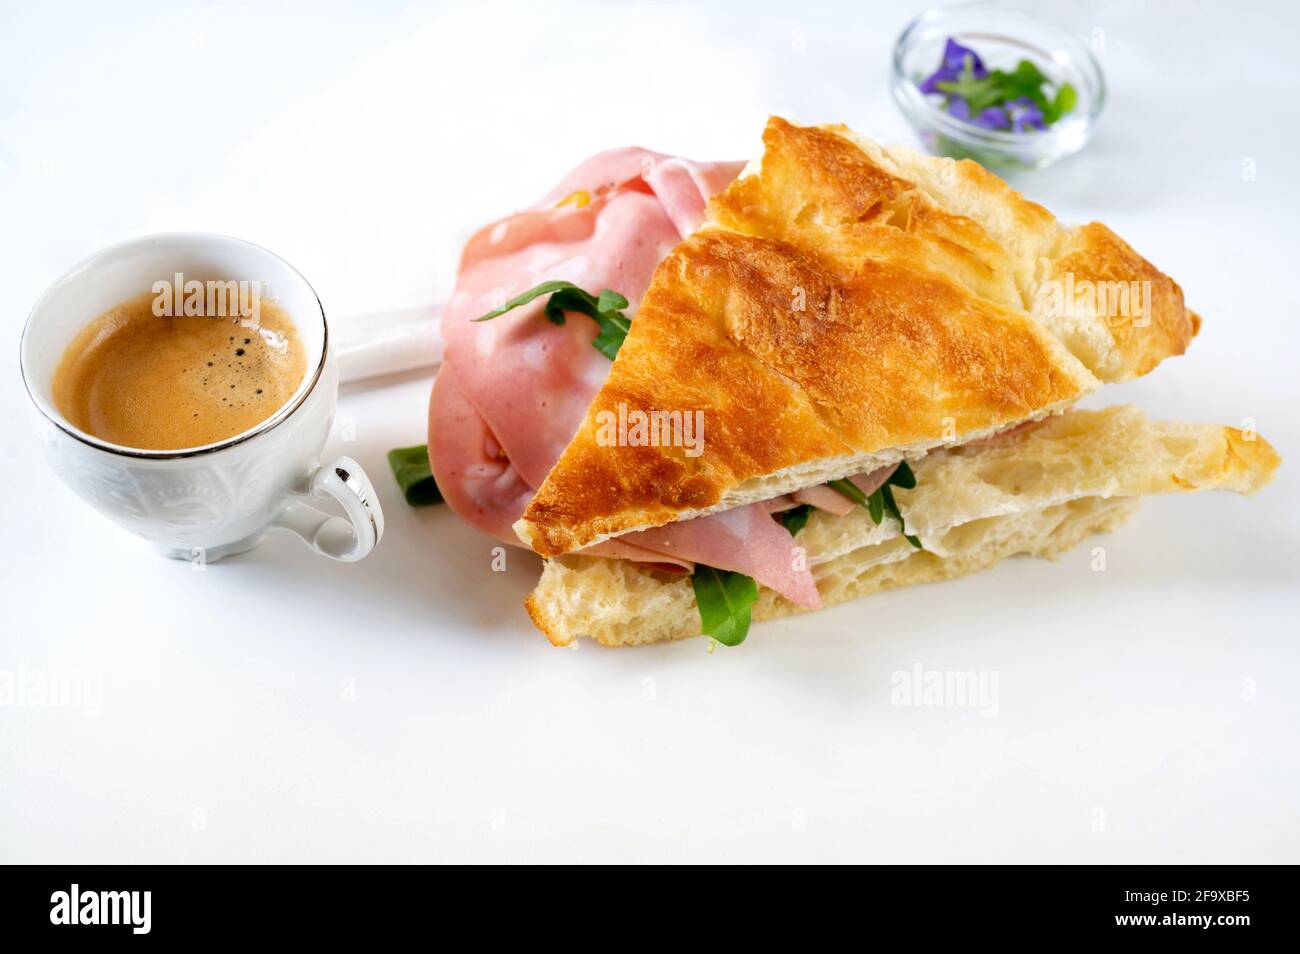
left=936, top=75, right=1004, bottom=114
left=386, top=445, right=443, bottom=506
left=1013, top=58, right=1047, bottom=85
left=596, top=288, right=629, bottom=313
left=777, top=504, right=813, bottom=536
left=827, top=477, right=880, bottom=523
left=828, top=465, right=922, bottom=548
left=474, top=280, right=631, bottom=359
left=867, top=488, right=885, bottom=525
left=827, top=478, right=869, bottom=508
left=880, top=484, right=922, bottom=549
left=691, top=564, right=758, bottom=647
left=890, top=460, right=917, bottom=489
left=471, top=279, right=567, bottom=323
left=1043, top=82, right=1077, bottom=124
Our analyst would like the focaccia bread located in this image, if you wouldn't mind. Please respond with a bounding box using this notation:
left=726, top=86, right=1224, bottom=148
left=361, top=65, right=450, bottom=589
left=525, top=406, right=1278, bottom=647
left=516, top=117, right=1198, bottom=557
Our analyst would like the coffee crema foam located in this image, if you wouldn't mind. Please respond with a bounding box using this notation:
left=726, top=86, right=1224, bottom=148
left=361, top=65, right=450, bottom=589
left=52, top=292, right=307, bottom=450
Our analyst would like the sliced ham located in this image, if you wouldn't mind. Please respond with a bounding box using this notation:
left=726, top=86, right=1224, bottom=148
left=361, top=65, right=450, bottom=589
left=430, top=365, right=691, bottom=570
left=429, top=364, right=534, bottom=543
left=442, top=193, right=684, bottom=489
left=431, top=149, right=836, bottom=605
left=431, top=147, right=735, bottom=530
left=791, top=484, right=856, bottom=516
left=622, top=502, right=821, bottom=609
left=788, top=464, right=901, bottom=517
left=850, top=464, right=899, bottom=497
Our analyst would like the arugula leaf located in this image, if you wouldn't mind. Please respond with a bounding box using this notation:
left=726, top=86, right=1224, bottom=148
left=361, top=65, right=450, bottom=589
left=827, top=464, right=922, bottom=547
left=824, top=477, right=883, bottom=525
left=826, top=478, right=869, bottom=508
left=868, top=488, right=885, bottom=525
left=881, top=484, right=922, bottom=549
left=890, top=460, right=917, bottom=489
left=473, top=280, right=575, bottom=323
left=777, top=504, right=813, bottom=536
left=589, top=291, right=631, bottom=359
left=474, top=280, right=632, bottom=359
left=386, top=445, right=443, bottom=506
left=691, top=564, right=758, bottom=646
left=597, top=288, right=628, bottom=313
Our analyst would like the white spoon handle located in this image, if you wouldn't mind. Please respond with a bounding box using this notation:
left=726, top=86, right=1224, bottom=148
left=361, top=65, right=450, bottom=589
left=332, top=305, right=443, bottom=384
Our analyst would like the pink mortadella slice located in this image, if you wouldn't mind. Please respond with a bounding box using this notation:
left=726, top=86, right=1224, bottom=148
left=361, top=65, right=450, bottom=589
left=430, top=149, right=841, bottom=596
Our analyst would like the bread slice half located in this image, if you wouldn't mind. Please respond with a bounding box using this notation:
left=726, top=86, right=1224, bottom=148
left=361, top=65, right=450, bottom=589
left=524, top=406, right=1279, bottom=647
left=516, top=118, right=1199, bottom=557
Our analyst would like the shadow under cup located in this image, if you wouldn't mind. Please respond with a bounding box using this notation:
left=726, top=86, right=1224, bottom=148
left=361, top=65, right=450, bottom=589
left=20, top=233, right=380, bottom=563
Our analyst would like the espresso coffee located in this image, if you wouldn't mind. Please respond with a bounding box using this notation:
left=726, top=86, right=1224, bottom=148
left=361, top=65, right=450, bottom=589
left=52, top=291, right=307, bottom=450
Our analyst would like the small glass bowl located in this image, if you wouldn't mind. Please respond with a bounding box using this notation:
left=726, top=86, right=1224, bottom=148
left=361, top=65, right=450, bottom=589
left=891, top=2, right=1105, bottom=170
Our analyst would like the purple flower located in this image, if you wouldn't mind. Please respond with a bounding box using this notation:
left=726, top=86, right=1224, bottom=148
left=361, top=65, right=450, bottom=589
left=948, top=98, right=971, bottom=121
left=972, top=106, right=1010, bottom=130
left=919, top=37, right=987, bottom=94
left=942, top=38, right=987, bottom=75
left=918, top=69, right=952, bottom=95
left=1005, top=96, right=1046, bottom=132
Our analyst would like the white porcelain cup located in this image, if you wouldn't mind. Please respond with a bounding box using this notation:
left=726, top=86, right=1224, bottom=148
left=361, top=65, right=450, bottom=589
left=20, top=232, right=384, bottom=563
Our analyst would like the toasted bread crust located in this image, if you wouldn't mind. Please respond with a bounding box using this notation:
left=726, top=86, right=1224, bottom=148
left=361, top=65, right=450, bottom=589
left=1042, top=222, right=1197, bottom=379
left=518, top=118, right=1198, bottom=556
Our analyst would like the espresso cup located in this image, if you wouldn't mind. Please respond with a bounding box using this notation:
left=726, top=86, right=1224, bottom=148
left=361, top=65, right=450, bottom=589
left=20, top=233, right=384, bottom=562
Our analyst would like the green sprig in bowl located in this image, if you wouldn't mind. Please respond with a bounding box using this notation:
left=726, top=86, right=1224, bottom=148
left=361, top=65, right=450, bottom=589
left=892, top=3, right=1105, bottom=170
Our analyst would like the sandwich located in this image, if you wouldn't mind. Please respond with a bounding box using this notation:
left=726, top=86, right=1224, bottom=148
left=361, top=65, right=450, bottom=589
left=430, top=117, right=1279, bottom=647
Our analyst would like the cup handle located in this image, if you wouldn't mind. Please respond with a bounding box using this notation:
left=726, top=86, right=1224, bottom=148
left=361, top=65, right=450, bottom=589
left=272, top=455, right=385, bottom=561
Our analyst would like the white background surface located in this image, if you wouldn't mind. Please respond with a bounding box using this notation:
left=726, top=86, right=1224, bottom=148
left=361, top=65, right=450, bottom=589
left=2, top=0, right=1297, bottom=863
